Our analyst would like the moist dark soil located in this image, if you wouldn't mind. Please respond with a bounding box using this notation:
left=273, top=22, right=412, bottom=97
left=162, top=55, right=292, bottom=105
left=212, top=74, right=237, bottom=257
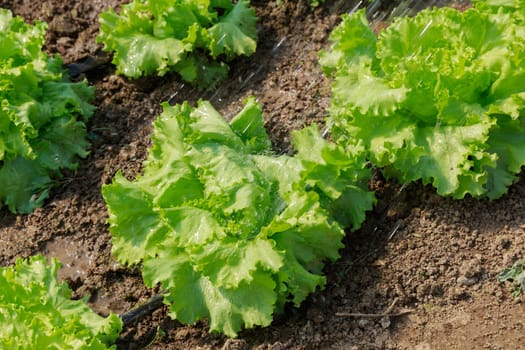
left=1, top=1, right=524, bottom=349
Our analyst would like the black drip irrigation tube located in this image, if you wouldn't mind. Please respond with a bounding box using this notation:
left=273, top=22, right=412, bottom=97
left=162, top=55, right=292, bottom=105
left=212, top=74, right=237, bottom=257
left=120, top=293, right=166, bottom=327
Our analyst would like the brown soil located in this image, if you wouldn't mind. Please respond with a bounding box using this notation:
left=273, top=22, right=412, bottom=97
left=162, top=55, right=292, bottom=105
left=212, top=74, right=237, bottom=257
left=1, top=0, right=524, bottom=349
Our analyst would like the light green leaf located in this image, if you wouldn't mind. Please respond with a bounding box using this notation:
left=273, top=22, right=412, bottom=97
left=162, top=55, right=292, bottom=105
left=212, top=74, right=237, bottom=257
left=143, top=257, right=277, bottom=338
left=0, top=255, right=122, bottom=349
left=196, top=238, right=283, bottom=288
left=319, top=10, right=377, bottom=74
left=230, top=96, right=272, bottom=154
left=291, top=125, right=375, bottom=229
left=113, top=35, right=191, bottom=78
left=102, top=173, right=165, bottom=265
left=207, top=0, right=258, bottom=59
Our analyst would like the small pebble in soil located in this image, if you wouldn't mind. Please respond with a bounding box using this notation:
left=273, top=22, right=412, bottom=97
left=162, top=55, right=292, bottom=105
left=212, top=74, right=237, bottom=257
left=357, top=318, right=370, bottom=329
left=221, top=339, right=247, bottom=350
left=380, top=316, right=391, bottom=329
left=457, top=276, right=478, bottom=286
left=268, top=342, right=286, bottom=350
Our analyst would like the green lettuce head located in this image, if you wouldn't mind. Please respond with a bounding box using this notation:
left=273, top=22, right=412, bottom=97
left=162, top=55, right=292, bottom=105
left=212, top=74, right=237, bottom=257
left=103, top=97, right=374, bottom=337
left=97, top=0, right=258, bottom=89
left=320, top=5, right=525, bottom=199
left=0, top=9, right=95, bottom=213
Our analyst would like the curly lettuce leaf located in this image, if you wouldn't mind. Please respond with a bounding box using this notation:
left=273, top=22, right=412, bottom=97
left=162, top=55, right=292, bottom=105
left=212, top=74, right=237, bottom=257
left=291, top=125, right=376, bottom=229
left=229, top=96, right=272, bottom=153
left=321, top=7, right=525, bottom=199
left=207, top=0, right=257, bottom=59
left=97, top=0, right=257, bottom=88
left=103, top=97, right=373, bottom=337
left=143, top=243, right=280, bottom=336
left=0, top=255, right=122, bottom=349
left=0, top=9, right=94, bottom=213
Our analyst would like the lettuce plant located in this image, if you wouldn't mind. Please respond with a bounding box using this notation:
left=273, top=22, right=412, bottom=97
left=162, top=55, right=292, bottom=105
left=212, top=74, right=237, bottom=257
left=320, top=5, right=525, bottom=199
left=0, top=255, right=122, bottom=349
left=0, top=9, right=95, bottom=213
left=102, top=97, right=374, bottom=337
left=97, top=0, right=258, bottom=89
left=498, top=259, right=525, bottom=297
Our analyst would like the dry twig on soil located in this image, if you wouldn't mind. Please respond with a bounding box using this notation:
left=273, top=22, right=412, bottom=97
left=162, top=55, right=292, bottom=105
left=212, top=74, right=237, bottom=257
left=336, top=297, right=414, bottom=318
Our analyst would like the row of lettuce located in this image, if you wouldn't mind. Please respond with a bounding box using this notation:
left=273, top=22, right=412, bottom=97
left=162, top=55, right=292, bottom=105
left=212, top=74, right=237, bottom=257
left=2, top=0, right=525, bottom=347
